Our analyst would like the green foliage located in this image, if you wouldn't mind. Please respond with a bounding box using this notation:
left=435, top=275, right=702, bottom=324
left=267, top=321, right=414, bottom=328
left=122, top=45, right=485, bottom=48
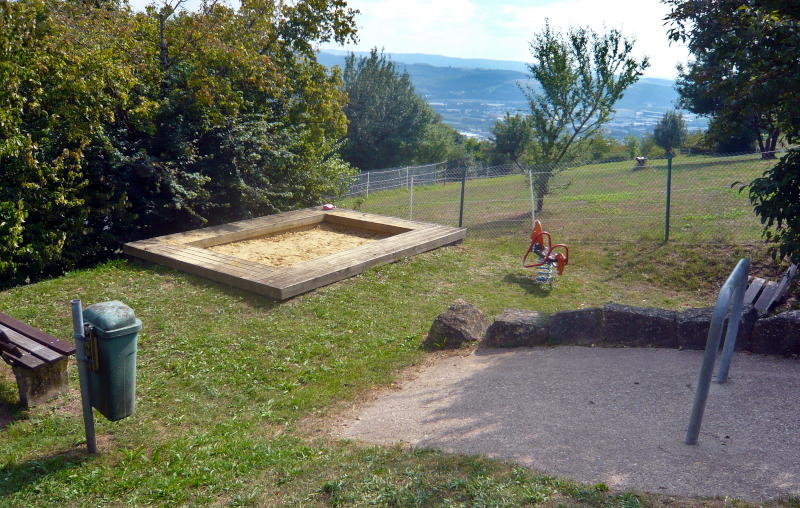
left=639, top=134, right=665, bottom=159
left=522, top=20, right=649, bottom=211
left=490, top=112, right=531, bottom=164
left=340, top=48, right=436, bottom=170
left=653, top=111, right=688, bottom=155
left=666, top=0, right=800, bottom=262
left=416, top=120, right=469, bottom=166
left=745, top=149, right=800, bottom=265
left=666, top=0, right=797, bottom=157
left=623, top=134, right=639, bottom=159
left=0, top=0, right=357, bottom=286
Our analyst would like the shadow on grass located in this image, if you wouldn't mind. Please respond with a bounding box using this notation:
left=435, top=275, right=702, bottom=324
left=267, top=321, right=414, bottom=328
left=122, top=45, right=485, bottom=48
left=502, top=273, right=554, bottom=296
left=0, top=449, right=90, bottom=497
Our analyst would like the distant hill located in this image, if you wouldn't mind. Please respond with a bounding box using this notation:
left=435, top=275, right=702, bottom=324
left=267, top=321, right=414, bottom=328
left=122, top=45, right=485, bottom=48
left=318, top=48, right=530, bottom=73
left=318, top=50, right=678, bottom=111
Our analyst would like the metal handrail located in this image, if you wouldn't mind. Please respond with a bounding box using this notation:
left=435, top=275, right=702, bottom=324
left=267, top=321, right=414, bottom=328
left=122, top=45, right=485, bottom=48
left=685, top=258, right=750, bottom=445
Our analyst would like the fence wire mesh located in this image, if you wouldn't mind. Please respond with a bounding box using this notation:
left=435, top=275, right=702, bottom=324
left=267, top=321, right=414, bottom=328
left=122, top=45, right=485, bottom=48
left=336, top=150, right=788, bottom=243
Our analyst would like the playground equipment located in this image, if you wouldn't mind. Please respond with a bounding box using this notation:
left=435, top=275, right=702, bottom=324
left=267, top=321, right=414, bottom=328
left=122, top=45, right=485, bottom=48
left=523, top=220, right=569, bottom=285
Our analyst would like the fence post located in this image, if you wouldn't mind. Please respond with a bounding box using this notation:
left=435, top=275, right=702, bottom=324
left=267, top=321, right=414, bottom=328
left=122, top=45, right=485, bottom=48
left=528, top=166, right=536, bottom=230
left=665, top=153, right=673, bottom=242
left=458, top=166, right=467, bottom=228
left=409, top=176, right=414, bottom=220
left=366, top=171, right=369, bottom=197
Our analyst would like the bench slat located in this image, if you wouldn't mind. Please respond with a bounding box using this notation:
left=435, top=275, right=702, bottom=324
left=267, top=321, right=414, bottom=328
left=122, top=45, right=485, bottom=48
left=0, top=324, right=64, bottom=364
left=743, top=277, right=766, bottom=305
left=0, top=312, right=75, bottom=356
left=754, top=281, right=780, bottom=311
left=1, top=349, right=46, bottom=370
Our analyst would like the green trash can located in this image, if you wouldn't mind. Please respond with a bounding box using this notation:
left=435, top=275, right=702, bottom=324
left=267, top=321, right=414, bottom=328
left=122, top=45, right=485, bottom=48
left=82, top=301, right=142, bottom=422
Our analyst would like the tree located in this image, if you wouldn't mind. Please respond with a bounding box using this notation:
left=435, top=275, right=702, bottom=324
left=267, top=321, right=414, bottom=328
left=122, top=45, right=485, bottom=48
left=340, top=48, right=436, bottom=170
left=666, top=0, right=800, bottom=263
left=745, top=150, right=800, bottom=266
left=416, top=120, right=468, bottom=166
left=653, top=111, right=688, bottom=155
left=490, top=113, right=532, bottom=165
left=640, top=133, right=665, bottom=158
left=523, top=20, right=649, bottom=211
left=0, top=0, right=359, bottom=286
left=665, top=0, right=798, bottom=158
left=623, top=134, right=639, bottom=159
left=675, top=49, right=782, bottom=158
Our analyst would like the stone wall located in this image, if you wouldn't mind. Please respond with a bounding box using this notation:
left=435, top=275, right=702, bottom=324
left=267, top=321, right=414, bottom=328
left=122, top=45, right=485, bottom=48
left=482, top=303, right=799, bottom=355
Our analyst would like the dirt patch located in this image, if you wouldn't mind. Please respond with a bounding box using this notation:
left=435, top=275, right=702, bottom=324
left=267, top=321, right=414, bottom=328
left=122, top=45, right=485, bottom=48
left=208, top=223, right=392, bottom=267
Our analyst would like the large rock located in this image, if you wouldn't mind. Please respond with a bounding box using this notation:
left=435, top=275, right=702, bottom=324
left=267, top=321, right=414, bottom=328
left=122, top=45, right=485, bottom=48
left=602, top=303, right=678, bottom=348
left=677, top=305, right=759, bottom=351
left=483, top=309, right=550, bottom=348
left=549, top=308, right=602, bottom=345
left=425, top=299, right=491, bottom=348
left=751, top=310, right=800, bottom=355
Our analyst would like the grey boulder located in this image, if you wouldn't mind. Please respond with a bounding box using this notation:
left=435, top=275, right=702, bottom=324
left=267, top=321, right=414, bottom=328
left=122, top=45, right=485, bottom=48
left=425, top=299, right=491, bottom=348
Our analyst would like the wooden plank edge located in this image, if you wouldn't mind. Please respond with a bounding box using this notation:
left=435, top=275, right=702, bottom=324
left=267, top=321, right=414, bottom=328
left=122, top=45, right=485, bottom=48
left=0, top=311, right=75, bottom=355
left=264, top=226, right=465, bottom=280
left=126, top=243, right=275, bottom=280
left=126, top=243, right=281, bottom=299
left=274, top=228, right=466, bottom=299
left=1, top=325, right=64, bottom=364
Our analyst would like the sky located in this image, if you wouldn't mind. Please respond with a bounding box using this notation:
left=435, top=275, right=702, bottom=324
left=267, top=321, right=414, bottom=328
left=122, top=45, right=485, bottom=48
left=126, top=0, right=689, bottom=79
left=320, top=0, right=688, bottom=79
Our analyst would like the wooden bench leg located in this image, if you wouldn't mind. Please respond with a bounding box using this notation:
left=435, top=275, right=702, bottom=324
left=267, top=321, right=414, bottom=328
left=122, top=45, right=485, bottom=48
left=11, top=358, right=69, bottom=408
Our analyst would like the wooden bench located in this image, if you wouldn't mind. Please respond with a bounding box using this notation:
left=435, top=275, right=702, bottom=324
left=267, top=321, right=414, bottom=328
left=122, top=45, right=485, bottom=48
left=745, top=264, right=797, bottom=313
left=0, top=312, right=76, bottom=407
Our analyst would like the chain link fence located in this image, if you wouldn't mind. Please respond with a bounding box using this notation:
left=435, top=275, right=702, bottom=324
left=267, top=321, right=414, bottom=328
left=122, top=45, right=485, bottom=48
left=335, top=150, right=790, bottom=243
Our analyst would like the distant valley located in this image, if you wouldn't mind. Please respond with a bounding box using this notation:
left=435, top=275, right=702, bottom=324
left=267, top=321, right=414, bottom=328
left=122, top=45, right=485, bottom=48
left=318, top=49, right=707, bottom=140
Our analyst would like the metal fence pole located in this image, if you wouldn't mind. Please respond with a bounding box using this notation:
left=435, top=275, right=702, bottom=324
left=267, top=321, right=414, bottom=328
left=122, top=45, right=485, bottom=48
left=665, top=154, right=673, bottom=242
left=366, top=171, right=369, bottom=197
left=528, top=166, right=536, bottom=229
left=71, top=299, right=97, bottom=454
left=409, top=176, right=414, bottom=220
left=458, top=166, right=467, bottom=228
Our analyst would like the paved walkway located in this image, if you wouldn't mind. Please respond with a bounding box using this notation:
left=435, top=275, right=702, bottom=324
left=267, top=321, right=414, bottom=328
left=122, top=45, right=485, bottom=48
left=338, top=347, right=800, bottom=501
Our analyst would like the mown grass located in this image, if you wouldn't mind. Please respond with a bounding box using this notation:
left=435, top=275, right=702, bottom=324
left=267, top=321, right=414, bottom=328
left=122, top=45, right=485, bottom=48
left=0, top=236, right=795, bottom=507
left=341, top=154, right=775, bottom=244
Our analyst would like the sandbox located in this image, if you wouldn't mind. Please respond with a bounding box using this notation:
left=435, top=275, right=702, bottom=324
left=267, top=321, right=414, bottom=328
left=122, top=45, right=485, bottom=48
left=124, top=207, right=466, bottom=300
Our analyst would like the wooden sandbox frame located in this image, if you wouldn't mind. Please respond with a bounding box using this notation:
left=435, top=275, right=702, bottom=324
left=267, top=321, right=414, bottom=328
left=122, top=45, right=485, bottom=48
left=124, top=207, right=466, bottom=300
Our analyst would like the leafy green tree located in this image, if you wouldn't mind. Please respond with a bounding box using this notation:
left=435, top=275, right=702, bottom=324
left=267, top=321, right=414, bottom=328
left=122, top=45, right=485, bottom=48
left=665, top=0, right=799, bottom=146
left=340, top=48, right=436, bottom=170
left=745, top=150, right=800, bottom=265
left=640, top=133, right=666, bottom=159
left=623, top=134, right=639, bottom=159
left=416, top=120, right=468, bottom=165
left=666, top=0, right=800, bottom=263
left=675, top=51, right=782, bottom=158
left=490, top=112, right=532, bottom=165
left=653, top=111, right=689, bottom=155
left=0, top=0, right=358, bottom=286
left=523, top=20, right=649, bottom=211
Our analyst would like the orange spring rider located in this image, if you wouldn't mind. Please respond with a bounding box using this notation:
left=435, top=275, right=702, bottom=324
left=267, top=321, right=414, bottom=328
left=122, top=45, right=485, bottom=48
left=522, top=220, right=569, bottom=284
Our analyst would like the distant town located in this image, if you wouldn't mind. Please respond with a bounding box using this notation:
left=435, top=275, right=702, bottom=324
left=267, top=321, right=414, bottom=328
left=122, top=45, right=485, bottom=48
left=427, top=100, right=709, bottom=141
left=318, top=49, right=710, bottom=142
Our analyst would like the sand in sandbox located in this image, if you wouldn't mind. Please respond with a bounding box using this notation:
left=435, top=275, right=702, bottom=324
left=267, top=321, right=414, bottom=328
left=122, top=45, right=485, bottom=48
left=207, top=223, right=392, bottom=267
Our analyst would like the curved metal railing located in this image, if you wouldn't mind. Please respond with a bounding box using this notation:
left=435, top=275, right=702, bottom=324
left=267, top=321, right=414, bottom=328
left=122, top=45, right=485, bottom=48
left=685, top=258, right=751, bottom=445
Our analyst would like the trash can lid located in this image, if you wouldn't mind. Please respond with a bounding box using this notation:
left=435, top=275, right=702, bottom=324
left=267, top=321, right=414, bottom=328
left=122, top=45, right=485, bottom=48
left=83, top=301, right=143, bottom=339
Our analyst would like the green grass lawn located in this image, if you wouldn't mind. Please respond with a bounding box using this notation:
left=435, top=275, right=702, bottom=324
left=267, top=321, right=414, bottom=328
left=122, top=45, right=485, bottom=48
left=342, top=154, right=774, bottom=244
left=0, top=236, right=795, bottom=507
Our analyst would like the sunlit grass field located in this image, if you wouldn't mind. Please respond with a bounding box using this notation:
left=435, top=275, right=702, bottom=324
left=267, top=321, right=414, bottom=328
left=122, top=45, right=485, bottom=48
left=341, top=154, right=775, bottom=244
left=0, top=230, right=794, bottom=506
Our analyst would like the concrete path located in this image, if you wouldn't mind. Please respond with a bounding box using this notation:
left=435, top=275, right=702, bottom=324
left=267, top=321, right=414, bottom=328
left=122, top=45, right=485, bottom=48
left=338, top=347, right=800, bottom=501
